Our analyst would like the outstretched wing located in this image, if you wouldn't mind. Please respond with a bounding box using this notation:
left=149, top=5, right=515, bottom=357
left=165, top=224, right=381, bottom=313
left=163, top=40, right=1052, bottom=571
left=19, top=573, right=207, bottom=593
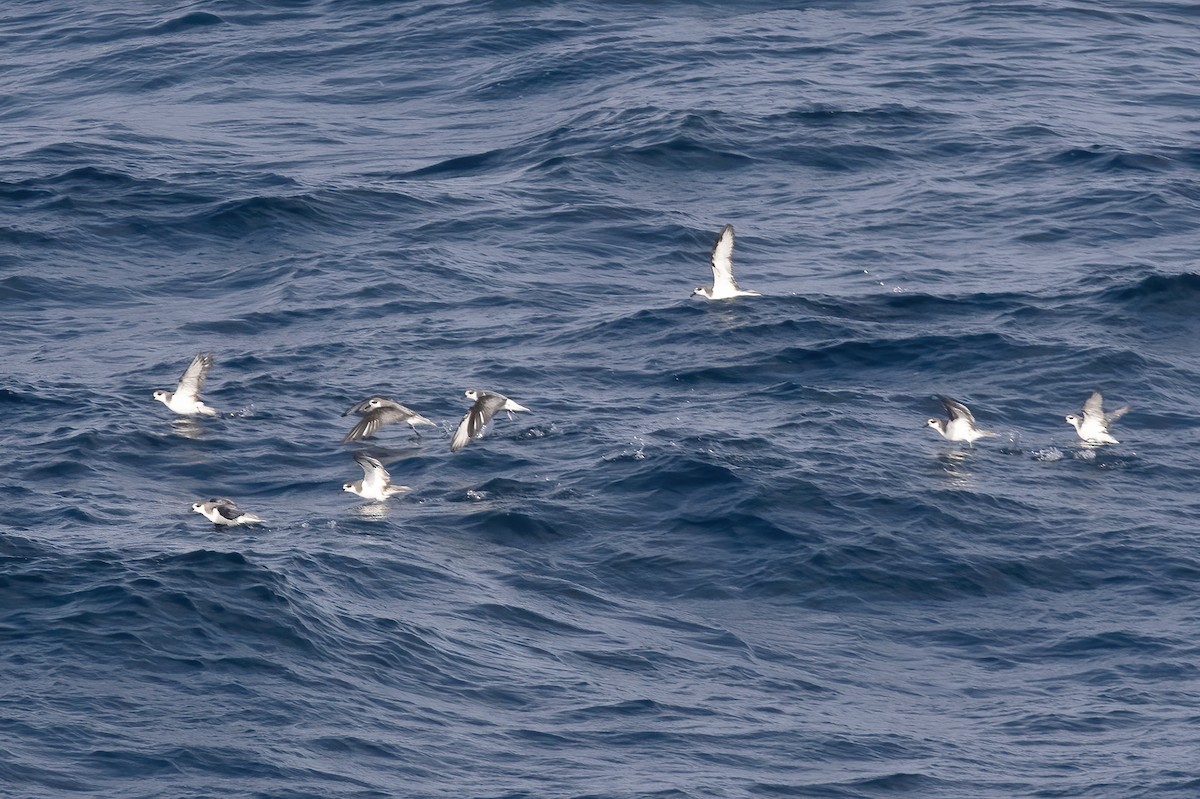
left=709, top=224, right=740, bottom=293
left=343, top=400, right=427, bottom=441
left=354, top=453, right=391, bottom=488
left=450, top=394, right=505, bottom=452
left=342, top=397, right=377, bottom=417
left=450, top=410, right=474, bottom=452
left=939, top=396, right=976, bottom=424
left=1105, top=404, right=1130, bottom=425
left=344, top=409, right=383, bottom=442
left=175, top=353, right=213, bottom=404
left=1081, top=391, right=1106, bottom=426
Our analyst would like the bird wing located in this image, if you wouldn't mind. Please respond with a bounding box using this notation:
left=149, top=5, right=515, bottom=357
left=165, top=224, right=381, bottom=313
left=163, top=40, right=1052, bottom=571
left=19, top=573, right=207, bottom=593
left=939, top=396, right=976, bottom=424
left=450, top=395, right=505, bottom=452
left=175, top=353, right=213, bottom=404
left=343, top=400, right=427, bottom=440
left=354, top=454, right=390, bottom=488
left=1105, top=404, right=1130, bottom=425
left=215, top=503, right=243, bottom=521
left=1081, top=391, right=1106, bottom=426
left=342, top=397, right=376, bottom=417
left=377, top=405, right=419, bottom=425
left=709, top=224, right=740, bottom=293
left=476, top=394, right=507, bottom=428
left=343, top=410, right=384, bottom=442
left=450, top=413, right=472, bottom=452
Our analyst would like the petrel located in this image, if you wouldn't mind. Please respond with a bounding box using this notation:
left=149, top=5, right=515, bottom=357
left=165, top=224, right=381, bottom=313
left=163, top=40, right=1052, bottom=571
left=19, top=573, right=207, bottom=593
left=692, top=224, right=761, bottom=300
left=450, top=389, right=530, bottom=452
left=153, top=352, right=219, bottom=416
left=1065, top=390, right=1129, bottom=445
left=343, top=454, right=411, bottom=501
left=191, top=498, right=265, bottom=526
left=926, top=396, right=998, bottom=444
left=342, top=396, right=436, bottom=442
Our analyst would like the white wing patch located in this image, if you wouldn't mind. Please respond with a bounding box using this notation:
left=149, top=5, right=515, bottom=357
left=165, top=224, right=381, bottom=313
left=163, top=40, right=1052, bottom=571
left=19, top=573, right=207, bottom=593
left=175, top=352, right=213, bottom=405
left=709, top=224, right=737, bottom=294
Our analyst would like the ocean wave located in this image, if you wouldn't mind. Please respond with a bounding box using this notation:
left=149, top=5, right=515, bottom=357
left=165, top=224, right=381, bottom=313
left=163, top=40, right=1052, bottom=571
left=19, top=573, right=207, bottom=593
left=4, top=2, right=1200, bottom=797
left=1101, top=271, right=1200, bottom=307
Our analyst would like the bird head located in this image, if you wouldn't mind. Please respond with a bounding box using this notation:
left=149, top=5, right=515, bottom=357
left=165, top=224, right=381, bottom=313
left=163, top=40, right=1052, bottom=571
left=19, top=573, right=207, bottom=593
left=153, top=390, right=171, bottom=403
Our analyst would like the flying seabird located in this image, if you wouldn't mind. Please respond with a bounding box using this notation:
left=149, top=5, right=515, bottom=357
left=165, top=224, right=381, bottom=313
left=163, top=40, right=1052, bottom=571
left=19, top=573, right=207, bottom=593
left=343, top=453, right=411, bottom=501
left=191, top=498, right=264, bottom=526
left=451, top=389, right=530, bottom=452
left=1065, top=390, right=1129, bottom=445
left=926, top=396, right=998, bottom=444
left=342, top=396, right=436, bottom=442
left=692, top=223, right=761, bottom=300
left=153, top=352, right=219, bottom=416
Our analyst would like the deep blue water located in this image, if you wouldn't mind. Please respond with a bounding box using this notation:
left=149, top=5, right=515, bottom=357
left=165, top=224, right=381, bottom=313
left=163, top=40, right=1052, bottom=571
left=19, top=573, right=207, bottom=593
left=3, top=2, right=1200, bottom=797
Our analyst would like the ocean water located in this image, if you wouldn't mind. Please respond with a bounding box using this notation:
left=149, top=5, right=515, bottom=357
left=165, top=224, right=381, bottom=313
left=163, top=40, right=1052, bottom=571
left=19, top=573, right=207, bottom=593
left=3, top=2, right=1200, bottom=797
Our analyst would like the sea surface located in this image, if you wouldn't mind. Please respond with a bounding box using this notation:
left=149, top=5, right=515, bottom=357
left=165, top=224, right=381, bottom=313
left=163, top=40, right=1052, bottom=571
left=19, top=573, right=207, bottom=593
left=2, top=2, right=1200, bottom=797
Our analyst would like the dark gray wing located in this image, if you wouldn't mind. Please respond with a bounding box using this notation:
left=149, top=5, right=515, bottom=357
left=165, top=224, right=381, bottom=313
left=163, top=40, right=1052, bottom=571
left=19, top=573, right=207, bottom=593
left=450, top=394, right=506, bottom=452
left=343, top=404, right=418, bottom=442
left=215, top=503, right=243, bottom=521
left=473, top=394, right=508, bottom=434
left=939, top=396, right=976, bottom=424
left=342, top=397, right=378, bottom=417
left=343, top=409, right=386, bottom=442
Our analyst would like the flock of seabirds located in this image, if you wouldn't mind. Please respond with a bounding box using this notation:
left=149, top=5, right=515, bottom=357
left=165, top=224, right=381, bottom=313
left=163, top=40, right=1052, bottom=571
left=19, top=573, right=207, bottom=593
left=155, top=224, right=1130, bottom=527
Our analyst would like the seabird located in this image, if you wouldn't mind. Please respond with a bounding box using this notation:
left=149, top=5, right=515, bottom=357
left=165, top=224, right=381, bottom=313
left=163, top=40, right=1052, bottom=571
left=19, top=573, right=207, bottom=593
left=451, top=389, right=530, bottom=452
left=692, top=224, right=761, bottom=300
left=153, top=352, right=219, bottom=416
left=191, top=498, right=264, bottom=526
left=342, top=396, right=436, bottom=442
left=926, top=396, right=998, bottom=444
left=343, top=454, right=411, bottom=501
left=1065, top=390, right=1129, bottom=445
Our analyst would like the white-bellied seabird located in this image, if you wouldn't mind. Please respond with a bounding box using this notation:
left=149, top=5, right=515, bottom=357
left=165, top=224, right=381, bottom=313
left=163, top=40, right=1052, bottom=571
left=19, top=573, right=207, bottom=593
left=191, top=498, right=264, bottom=526
left=341, top=396, right=436, bottom=443
left=692, top=224, right=761, bottom=300
left=451, top=389, right=530, bottom=452
left=926, top=396, right=998, bottom=444
left=153, top=352, right=219, bottom=416
left=343, top=453, right=411, bottom=501
left=1065, top=390, right=1129, bottom=445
